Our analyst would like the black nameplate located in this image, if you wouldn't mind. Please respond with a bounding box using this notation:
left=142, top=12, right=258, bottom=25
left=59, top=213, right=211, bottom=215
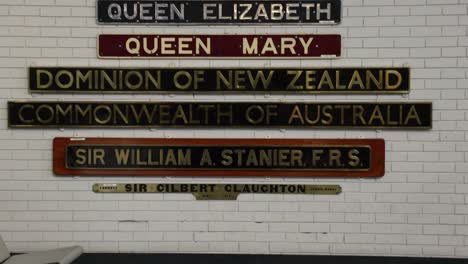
left=9, top=101, right=431, bottom=129
left=29, top=67, right=409, bottom=94
left=66, top=145, right=371, bottom=171
left=97, top=0, right=341, bottom=24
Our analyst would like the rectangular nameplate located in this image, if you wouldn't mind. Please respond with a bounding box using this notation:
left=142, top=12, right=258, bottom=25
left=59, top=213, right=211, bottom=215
left=97, top=0, right=341, bottom=25
left=98, top=34, right=341, bottom=58
left=53, top=138, right=385, bottom=177
left=9, top=101, right=431, bottom=129
left=29, top=67, right=409, bottom=94
left=93, top=184, right=342, bottom=200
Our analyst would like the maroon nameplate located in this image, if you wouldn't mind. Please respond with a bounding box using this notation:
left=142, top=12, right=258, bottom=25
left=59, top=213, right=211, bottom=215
left=98, top=34, right=341, bottom=59
left=53, top=138, right=384, bottom=177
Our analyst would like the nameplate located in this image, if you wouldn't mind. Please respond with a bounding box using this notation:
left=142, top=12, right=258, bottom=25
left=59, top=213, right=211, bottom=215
left=29, top=67, right=409, bottom=94
left=93, top=183, right=342, bottom=200
left=97, top=0, right=341, bottom=25
left=9, top=101, right=431, bottom=129
left=98, top=34, right=341, bottom=58
left=53, top=138, right=385, bottom=177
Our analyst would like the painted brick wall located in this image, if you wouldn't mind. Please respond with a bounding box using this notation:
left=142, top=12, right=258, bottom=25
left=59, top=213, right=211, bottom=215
left=1, top=0, right=468, bottom=258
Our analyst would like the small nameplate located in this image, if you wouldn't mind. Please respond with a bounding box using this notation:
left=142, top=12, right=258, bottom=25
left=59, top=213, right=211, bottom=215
left=53, top=138, right=385, bottom=177
left=98, top=34, right=341, bottom=58
left=97, top=0, right=341, bottom=25
left=29, top=67, right=409, bottom=94
left=92, top=183, right=342, bottom=200
left=9, top=102, right=431, bottom=129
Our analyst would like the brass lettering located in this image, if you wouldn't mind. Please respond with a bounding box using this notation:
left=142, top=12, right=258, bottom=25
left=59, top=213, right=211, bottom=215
left=318, top=70, right=334, bottom=89
left=287, top=70, right=303, bottom=90
left=101, top=70, right=117, bottom=90
left=288, top=105, right=304, bottom=124
left=115, top=149, right=130, bottom=165
left=36, top=105, right=54, bottom=124
left=312, top=149, right=324, bottom=166
left=18, top=104, right=34, bottom=124
left=329, top=149, right=341, bottom=167
left=75, top=148, right=86, bottom=165
left=352, top=105, right=366, bottom=125
left=348, top=149, right=360, bottom=167
left=145, top=70, right=161, bottom=90
left=36, top=69, right=53, bottom=89
left=56, top=104, right=73, bottom=124
left=366, top=70, right=383, bottom=90
left=200, top=149, right=212, bottom=166
left=221, top=149, right=233, bottom=166
left=368, top=105, right=385, bottom=125
left=125, top=71, right=143, bottom=90
left=386, top=70, right=402, bottom=90
left=348, top=71, right=365, bottom=90
left=405, top=105, right=422, bottom=125
left=93, top=105, right=112, bottom=124
left=216, top=70, right=232, bottom=90
left=55, top=70, right=74, bottom=89
left=76, top=70, right=92, bottom=90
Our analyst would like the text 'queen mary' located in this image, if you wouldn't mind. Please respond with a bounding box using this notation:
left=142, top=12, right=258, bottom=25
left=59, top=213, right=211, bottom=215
left=98, top=34, right=341, bottom=58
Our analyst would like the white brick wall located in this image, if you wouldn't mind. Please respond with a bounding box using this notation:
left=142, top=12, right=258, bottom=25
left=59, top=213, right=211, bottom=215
left=0, top=0, right=467, bottom=258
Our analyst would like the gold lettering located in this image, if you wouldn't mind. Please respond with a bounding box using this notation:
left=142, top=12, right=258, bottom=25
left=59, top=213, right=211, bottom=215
left=145, top=70, right=161, bottom=90
left=305, top=71, right=317, bottom=90
left=36, top=105, right=54, bottom=124
left=113, top=105, right=129, bottom=125
left=287, top=70, right=303, bottom=90
left=101, top=70, right=117, bottom=90
left=335, top=70, right=346, bottom=90
left=366, top=70, right=383, bottom=90
left=246, top=150, right=258, bottom=167
left=234, top=70, right=246, bottom=89
left=291, top=150, right=303, bottom=167
left=312, top=149, right=324, bottom=166
left=93, top=105, right=112, bottom=125
left=172, top=105, right=188, bottom=124
left=165, top=150, right=177, bottom=165
left=125, top=71, right=143, bottom=90
left=318, top=70, right=334, bottom=89
left=76, top=70, right=92, bottom=90
left=115, top=148, right=130, bottom=165
left=75, top=148, right=86, bottom=165
left=368, top=105, right=385, bottom=125
left=278, top=150, right=289, bottom=166
left=288, top=105, right=304, bottom=124
left=352, top=105, right=366, bottom=125
left=329, top=149, right=341, bottom=167
left=36, top=69, right=53, bottom=89
left=386, top=70, right=402, bottom=90
left=18, top=104, right=34, bottom=124
left=55, top=70, right=74, bottom=89
left=348, top=149, right=360, bottom=167
left=348, top=71, right=365, bottom=90
left=221, top=149, right=233, bottom=166
left=321, top=105, right=333, bottom=125
left=200, top=149, right=212, bottom=166
left=216, top=70, right=232, bottom=90
left=129, top=105, right=157, bottom=124
left=55, top=104, right=72, bottom=124
left=405, top=105, right=422, bottom=125
left=178, top=149, right=191, bottom=166
left=75, top=105, right=92, bottom=124
left=94, top=149, right=105, bottom=165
